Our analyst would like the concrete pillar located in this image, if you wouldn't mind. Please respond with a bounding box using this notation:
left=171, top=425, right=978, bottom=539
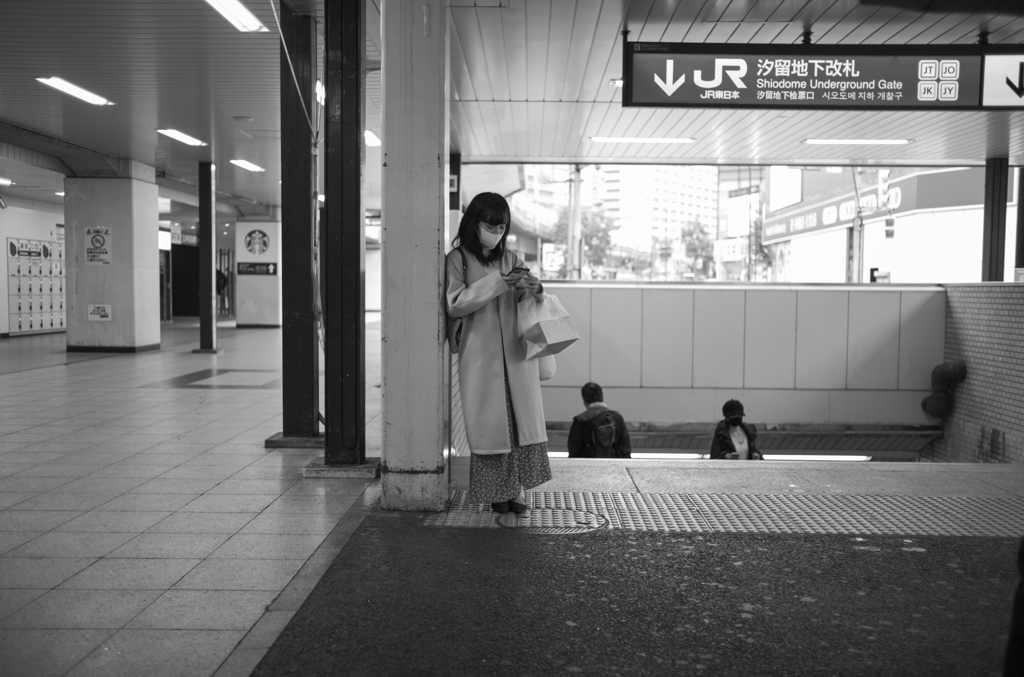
left=64, top=162, right=160, bottom=352
left=235, top=221, right=282, bottom=327
left=380, top=0, right=450, bottom=511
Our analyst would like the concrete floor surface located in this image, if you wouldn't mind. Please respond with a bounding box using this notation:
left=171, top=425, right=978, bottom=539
left=252, top=509, right=1017, bottom=677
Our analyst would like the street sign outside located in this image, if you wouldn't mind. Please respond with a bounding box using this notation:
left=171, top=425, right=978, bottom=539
left=623, top=43, right=1024, bottom=110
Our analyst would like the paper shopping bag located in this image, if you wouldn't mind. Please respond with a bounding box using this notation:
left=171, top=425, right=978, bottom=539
left=517, top=294, right=580, bottom=359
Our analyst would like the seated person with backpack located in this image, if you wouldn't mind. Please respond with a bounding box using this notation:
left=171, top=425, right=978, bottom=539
left=709, top=399, right=764, bottom=460
left=567, top=382, right=631, bottom=458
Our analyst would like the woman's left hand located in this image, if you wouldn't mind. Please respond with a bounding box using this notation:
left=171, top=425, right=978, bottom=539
left=520, top=274, right=542, bottom=295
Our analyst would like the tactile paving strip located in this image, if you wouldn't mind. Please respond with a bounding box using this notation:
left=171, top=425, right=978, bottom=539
left=437, top=490, right=1024, bottom=537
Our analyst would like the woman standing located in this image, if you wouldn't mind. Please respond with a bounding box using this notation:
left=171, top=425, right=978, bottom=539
left=445, top=192, right=551, bottom=516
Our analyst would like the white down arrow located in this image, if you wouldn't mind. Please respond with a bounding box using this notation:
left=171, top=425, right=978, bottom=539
left=654, top=60, right=685, bottom=96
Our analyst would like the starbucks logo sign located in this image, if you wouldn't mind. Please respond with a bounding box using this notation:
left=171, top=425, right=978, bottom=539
left=245, top=230, right=270, bottom=255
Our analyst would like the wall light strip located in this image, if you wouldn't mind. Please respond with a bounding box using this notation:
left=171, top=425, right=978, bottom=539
left=591, top=136, right=694, bottom=144
left=364, top=130, right=381, bottom=147
left=157, top=129, right=208, bottom=147
left=230, top=159, right=265, bottom=172
left=36, top=77, right=113, bottom=106
left=762, top=454, right=872, bottom=462
left=804, top=138, right=912, bottom=145
left=203, top=0, right=268, bottom=32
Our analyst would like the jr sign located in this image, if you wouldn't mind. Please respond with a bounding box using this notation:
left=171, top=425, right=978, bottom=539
left=624, top=43, right=1023, bottom=110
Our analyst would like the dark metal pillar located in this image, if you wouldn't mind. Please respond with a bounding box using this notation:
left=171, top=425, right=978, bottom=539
left=982, top=157, right=1009, bottom=282
left=324, top=0, right=365, bottom=464
left=1016, top=168, right=1024, bottom=272
left=280, top=0, right=319, bottom=438
left=193, top=162, right=218, bottom=353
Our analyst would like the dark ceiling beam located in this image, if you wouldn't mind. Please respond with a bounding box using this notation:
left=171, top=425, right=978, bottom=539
left=0, top=120, right=145, bottom=178
left=0, top=140, right=71, bottom=176
left=156, top=171, right=276, bottom=220
left=0, top=120, right=275, bottom=218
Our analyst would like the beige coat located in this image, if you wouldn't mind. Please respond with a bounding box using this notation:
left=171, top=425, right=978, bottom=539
left=446, top=248, right=547, bottom=454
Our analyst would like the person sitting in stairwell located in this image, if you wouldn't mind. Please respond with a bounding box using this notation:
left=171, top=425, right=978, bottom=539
left=709, top=399, right=763, bottom=460
left=567, top=382, right=631, bottom=458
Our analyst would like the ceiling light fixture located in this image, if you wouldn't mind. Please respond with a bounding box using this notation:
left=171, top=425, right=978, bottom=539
left=608, top=79, right=624, bottom=88
left=364, top=130, right=381, bottom=147
left=55, top=192, right=65, bottom=197
left=317, top=194, right=325, bottom=203
left=230, top=159, right=265, bottom=172
left=202, top=0, right=268, bottom=32
left=804, top=138, right=912, bottom=145
left=315, top=80, right=326, bottom=106
left=157, top=129, right=208, bottom=146
left=36, top=77, right=114, bottom=106
left=591, top=136, right=694, bottom=144
left=0, top=177, right=13, bottom=187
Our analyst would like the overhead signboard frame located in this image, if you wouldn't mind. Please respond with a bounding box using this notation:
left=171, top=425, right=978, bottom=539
left=622, top=41, right=1024, bottom=111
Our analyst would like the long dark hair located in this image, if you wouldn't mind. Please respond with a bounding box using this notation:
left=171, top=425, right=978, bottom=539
left=454, top=192, right=511, bottom=265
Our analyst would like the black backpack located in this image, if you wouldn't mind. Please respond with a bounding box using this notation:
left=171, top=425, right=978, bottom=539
left=584, top=410, right=618, bottom=458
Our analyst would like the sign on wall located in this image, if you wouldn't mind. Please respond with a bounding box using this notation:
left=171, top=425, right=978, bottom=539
left=7, top=237, right=66, bottom=335
left=624, top=44, right=1024, bottom=109
left=237, top=262, right=277, bottom=275
left=85, top=226, right=112, bottom=265
left=88, top=304, right=112, bottom=321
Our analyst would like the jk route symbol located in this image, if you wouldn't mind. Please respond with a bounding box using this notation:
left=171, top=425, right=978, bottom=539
left=982, top=55, right=1024, bottom=106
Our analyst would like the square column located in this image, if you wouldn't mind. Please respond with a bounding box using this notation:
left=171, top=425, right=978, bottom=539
left=380, top=0, right=450, bottom=511
left=64, top=165, right=160, bottom=352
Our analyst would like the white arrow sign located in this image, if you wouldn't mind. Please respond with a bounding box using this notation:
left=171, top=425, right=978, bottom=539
left=654, top=60, right=685, bottom=96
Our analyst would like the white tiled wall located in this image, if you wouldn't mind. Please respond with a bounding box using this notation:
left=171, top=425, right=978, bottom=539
left=541, top=284, right=944, bottom=425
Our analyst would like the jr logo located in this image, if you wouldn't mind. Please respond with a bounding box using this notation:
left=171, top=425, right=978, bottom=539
left=694, top=58, right=748, bottom=89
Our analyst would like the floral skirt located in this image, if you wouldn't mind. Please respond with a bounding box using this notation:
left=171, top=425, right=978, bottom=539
left=468, top=373, right=552, bottom=504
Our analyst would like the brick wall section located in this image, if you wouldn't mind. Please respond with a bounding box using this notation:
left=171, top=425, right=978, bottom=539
left=928, top=284, right=1024, bottom=463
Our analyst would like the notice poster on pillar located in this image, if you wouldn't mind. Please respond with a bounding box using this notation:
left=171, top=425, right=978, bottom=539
left=88, top=304, right=112, bottom=322
left=85, top=227, right=112, bottom=265
left=7, top=237, right=67, bottom=336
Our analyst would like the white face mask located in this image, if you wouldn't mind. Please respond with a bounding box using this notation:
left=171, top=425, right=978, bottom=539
left=478, top=226, right=503, bottom=249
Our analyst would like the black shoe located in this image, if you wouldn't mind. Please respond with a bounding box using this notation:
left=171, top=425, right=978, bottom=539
left=509, top=498, right=529, bottom=516
left=491, top=501, right=510, bottom=513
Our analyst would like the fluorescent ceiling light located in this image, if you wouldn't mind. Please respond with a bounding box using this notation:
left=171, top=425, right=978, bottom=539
left=804, top=138, right=911, bottom=145
left=157, top=129, right=208, bottom=146
left=364, top=130, right=381, bottom=147
left=230, top=159, right=265, bottom=172
left=55, top=192, right=65, bottom=196
left=591, top=136, right=694, bottom=144
left=608, top=79, right=624, bottom=88
left=0, top=177, right=12, bottom=187
left=36, top=77, right=114, bottom=106
left=203, top=0, right=268, bottom=32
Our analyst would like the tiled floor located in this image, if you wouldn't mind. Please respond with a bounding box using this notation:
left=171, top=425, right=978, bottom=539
left=0, top=317, right=383, bottom=677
